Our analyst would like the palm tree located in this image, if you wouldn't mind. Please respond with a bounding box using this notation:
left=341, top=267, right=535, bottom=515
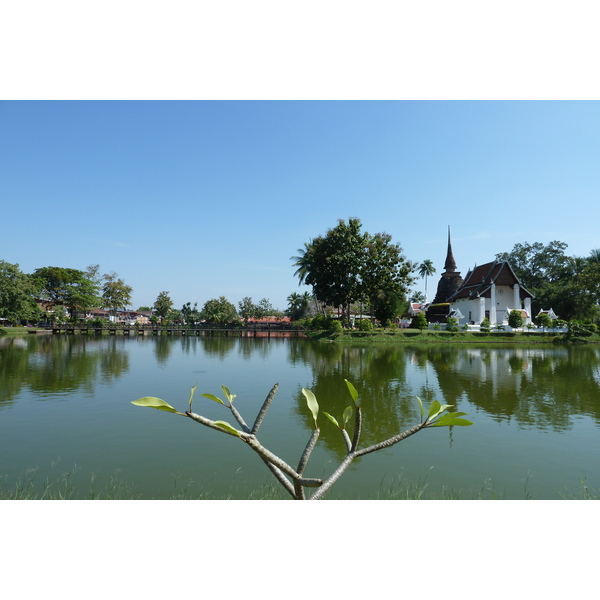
left=418, top=259, right=436, bottom=302
left=589, top=248, right=600, bottom=263
left=290, top=240, right=317, bottom=286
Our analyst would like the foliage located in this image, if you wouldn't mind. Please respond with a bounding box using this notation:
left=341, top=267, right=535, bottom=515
left=132, top=381, right=471, bottom=500
left=181, top=301, right=201, bottom=326
left=480, top=318, right=491, bottom=333
left=310, top=313, right=330, bottom=330
left=535, top=313, right=552, bottom=331
left=411, top=312, right=428, bottom=330
left=101, top=272, right=133, bottom=317
left=33, top=265, right=100, bottom=318
left=200, top=296, right=239, bottom=325
left=446, top=317, right=459, bottom=332
left=286, top=291, right=312, bottom=321
left=292, top=218, right=415, bottom=325
left=496, top=241, right=600, bottom=322
left=0, top=261, right=39, bottom=323
left=356, top=318, right=372, bottom=332
left=154, top=291, right=174, bottom=319
left=371, top=289, right=403, bottom=325
left=417, top=259, right=436, bottom=300
left=508, top=309, right=524, bottom=330
left=329, top=320, right=343, bottom=335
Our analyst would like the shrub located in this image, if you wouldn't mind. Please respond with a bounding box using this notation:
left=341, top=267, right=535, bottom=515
left=357, top=319, right=373, bottom=332
left=410, top=312, right=428, bottom=330
left=508, top=310, right=524, bottom=330
left=329, top=320, right=343, bottom=335
left=310, top=314, right=328, bottom=330
left=446, top=317, right=459, bottom=332
left=480, top=318, right=491, bottom=333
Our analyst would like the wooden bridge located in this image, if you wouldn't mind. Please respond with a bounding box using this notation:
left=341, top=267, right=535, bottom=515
left=45, top=324, right=307, bottom=338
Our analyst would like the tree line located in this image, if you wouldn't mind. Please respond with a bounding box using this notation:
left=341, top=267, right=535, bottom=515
left=3, top=221, right=600, bottom=328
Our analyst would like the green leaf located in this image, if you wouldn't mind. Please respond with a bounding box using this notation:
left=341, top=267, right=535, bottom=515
left=427, top=401, right=454, bottom=422
left=416, top=396, right=424, bottom=420
left=222, top=385, right=236, bottom=404
left=344, top=379, right=359, bottom=406
left=302, top=388, right=319, bottom=424
left=202, top=393, right=226, bottom=406
left=427, top=400, right=441, bottom=421
left=213, top=420, right=241, bottom=437
left=188, top=384, right=197, bottom=412
left=131, top=397, right=180, bottom=413
left=323, top=411, right=340, bottom=428
left=343, top=405, right=353, bottom=427
left=428, top=413, right=473, bottom=427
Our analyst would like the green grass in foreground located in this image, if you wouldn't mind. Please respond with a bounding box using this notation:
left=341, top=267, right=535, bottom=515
left=1, top=469, right=597, bottom=500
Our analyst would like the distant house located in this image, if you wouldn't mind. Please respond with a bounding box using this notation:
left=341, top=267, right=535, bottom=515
left=408, top=302, right=427, bottom=316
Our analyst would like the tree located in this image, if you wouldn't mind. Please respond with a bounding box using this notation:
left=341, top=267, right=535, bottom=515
left=508, top=309, right=524, bottom=331
left=410, top=291, right=426, bottom=304
left=200, top=296, right=239, bottom=325
left=254, top=298, right=274, bottom=321
left=361, top=231, right=415, bottom=321
left=33, top=266, right=100, bottom=319
left=132, top=380, right=472, bottom=500
left=495, top=241, right=600, bottom=322
left=0, top=261, right=39, bottom=324
left=286, top=291, right=312, bottom=321
left=181, top=302, right=200, bottom=326
left=154, top=291, right=173, bottom=321
left=293, top=218, right=415, bottom=326
left=102, top=272, right=133, bottom=320
left=536, top=312, right=552, bottom=332
left=418, top=259, right=436, bottom=301
left=238, top=297, right=256, bottom=325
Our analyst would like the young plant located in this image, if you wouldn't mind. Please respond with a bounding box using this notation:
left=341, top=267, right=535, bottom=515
left=132, top=380, right=472, bottom=500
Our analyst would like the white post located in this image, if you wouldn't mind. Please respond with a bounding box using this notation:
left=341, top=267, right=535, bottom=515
left=513, top=284, right=520, bottom=310
left=490, top=283, right=497, bottom=325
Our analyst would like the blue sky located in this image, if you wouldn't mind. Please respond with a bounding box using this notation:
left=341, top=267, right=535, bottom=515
left=2, top=100, right=600, bottom=311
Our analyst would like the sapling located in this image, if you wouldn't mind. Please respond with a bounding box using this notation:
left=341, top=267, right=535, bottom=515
left=132, top=380, right=472, bottom=500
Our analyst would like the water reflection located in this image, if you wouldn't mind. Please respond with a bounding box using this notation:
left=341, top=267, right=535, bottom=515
left=0, top=335, right=129, bottom=406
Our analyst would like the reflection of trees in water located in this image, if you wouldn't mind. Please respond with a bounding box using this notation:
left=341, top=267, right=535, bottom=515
left=237, top=338, right=279, bottom=361
left=197, top=336, right=237, bottom=360
left=430, top=345, right=600, bottom=431
left=0, top=336, right=129, bottom=405
left=289, top=343, right=421, bottom=460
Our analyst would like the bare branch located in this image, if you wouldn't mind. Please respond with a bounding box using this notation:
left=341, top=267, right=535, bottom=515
left=354, top=423, right=425, bottom=458
left=351, top=406, right=362, bottom=452
left=251, top=383, right=279, bottom=435
left=229, top=403, right=251, bottom=433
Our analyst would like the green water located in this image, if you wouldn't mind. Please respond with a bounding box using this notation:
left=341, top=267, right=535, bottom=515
left=1, top=334, right=599, bottom=499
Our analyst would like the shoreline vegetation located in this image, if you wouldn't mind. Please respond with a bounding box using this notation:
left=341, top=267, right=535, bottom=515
left=3, top=326, right=600, bottom=344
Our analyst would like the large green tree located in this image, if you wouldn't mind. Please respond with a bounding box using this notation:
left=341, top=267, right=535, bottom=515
left=293, top=218, right=415, bottom=325
left=0, top=261, right=39, bottom=323
left=33, top=266, right=100, bottom=319
left=200, top=296, right=239, bottom=325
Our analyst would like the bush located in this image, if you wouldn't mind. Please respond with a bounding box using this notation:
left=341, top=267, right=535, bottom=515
left=310, top=314, right=328, bottom=330
left=508, top=309, right=524, bottom=330
left=357, top=319, right=373, bottom=332
left=329, top=320, right=343, bottom=334
left=446, top=317, right=459, bottom=332
left=410, top=312, right=428, bottom=330
left=480, top=318, right=491, bottom=333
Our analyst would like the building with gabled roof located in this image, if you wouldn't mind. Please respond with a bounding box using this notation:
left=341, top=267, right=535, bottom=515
left=447, top=260, right=534, bottom=326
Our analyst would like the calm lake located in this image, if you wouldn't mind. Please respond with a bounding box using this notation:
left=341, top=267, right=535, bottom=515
left=1, top=334, right=599, bottom=499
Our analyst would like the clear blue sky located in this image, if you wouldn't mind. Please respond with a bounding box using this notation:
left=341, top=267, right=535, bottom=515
left=2, top=100, right=600, bottom=311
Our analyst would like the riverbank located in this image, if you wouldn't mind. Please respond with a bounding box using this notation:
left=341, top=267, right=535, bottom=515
left=305, top=328, right=600, bottom=344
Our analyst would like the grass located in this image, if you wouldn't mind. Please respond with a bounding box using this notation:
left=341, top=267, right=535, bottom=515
left=2, top=468, right=597, bottom=500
